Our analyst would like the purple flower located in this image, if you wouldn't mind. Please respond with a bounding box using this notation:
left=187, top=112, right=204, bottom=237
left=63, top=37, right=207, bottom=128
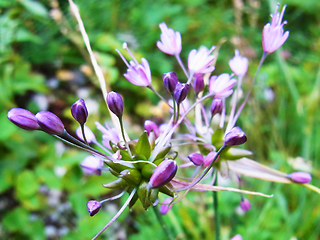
left=188, top=46, right=215, bottom=75
left=240, top=198, right=251, bottom=212
left=174, top=83, right=189, bottom=104
left=210, top=98, right=223, bottom=116
left=157, top=22, right=182, bottom=56
left=81, top=156, right=104, bottom=175
left=106, top=91, right=123, bottom=117
left=229, top=50, right=249, bottom=77
left=7, top=108, right=40, bottom=130
left=262, top=3, right=289, bottom=54
left=95, top=122, right=120, bottom=149
left=288, top=172, right=312, bottom=184
left=71, top=99, right=88, bottom=124
left=209, top=73, right=237, bottom=99
left=188, top=153, right=204, bottom=166
left=76, top=125, right=96, bottom=143
left=224, top=126, right=247, bottom=146
left=149, top=159, right=177, bottom=188
left=163, top=72, right=178, bottom=94
left=231, top=234, right=242, bottom=240
left=144, top=120, right=160, bottom=138
left=35, top=111, right=64, bottom=135
left=193, top=74, right=204, bottom=93
left=204, top=151, right=219, bottom=167
left=87, top=200, right=101, bottom=216
left=160, top=197, right=173, bottom=215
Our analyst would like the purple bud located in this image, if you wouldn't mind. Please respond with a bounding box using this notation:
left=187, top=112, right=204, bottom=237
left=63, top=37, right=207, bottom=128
left=210, top=98, right=223, bottom=116
left=86, top=200, right=101, bottom=216
left=193, top=74, right=204, bottom=93
left=231, top=234, right=242, bottom=240
left=35, top=111, right=64, bottom=135
left=188, top=153, right=204, bottom=166
left=203, top=151, right=219, bottom=167
left=71, top=99, right=88, bottom=124
left=106, top=91, right=123, bottom=117
left=144, top=120, right=160, bottom=138
left=81, top=156, right=104, bottom=175
left=160, top=197, right=173, bottom=215
left=288, top=172, right=312, bottom=184
left=7, top=108, right=40, bottom=130
left=224, top=126, right=247, bottom=146
left=240, top=198, right=251, bottom=212
left=174, top=83, right=189, bottom=104
left=149, top=159, right=177, bottom=188
left=163, top=72, right=178, bottom=94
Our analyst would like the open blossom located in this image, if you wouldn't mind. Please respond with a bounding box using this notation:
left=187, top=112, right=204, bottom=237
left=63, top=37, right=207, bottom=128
left=229, top=50, right=248, bottom=77
left=124, top=58, right=152, bottom=87
left=209, top=73, right=237, bottom=98
left=188, top=46, right=215, bottom=74
left=157, top=22, right=182, bottom=55
left=262, top=3, right=289, bottom=53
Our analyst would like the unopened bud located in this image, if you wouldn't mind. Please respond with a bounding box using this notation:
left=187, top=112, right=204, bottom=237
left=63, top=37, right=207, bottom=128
left=149, top=159, right=177, bottom=188
left=188, top=153, right=204, bottom=166
left=80, top=156, right=103, bottom=175
left=193, top=74, right=204, bottom=93
left=224, top=126, right=247, bottom=146
left=204, top=151, right=219, bottom=167
left=106, top=91, right=123, bottom=117
left=210, top=98, right=223, bottom=116
left=144, top=120, right=160, bottom=138
left=71, top=99, right=88, bottom=124
left=174, top=83, right=189, bottom=104
left=240, top=198, right=251, bottom=212
left=163, top=72, right=178, bottom=94
left=160, top=197, right=173, bottom=215
left=35, top=111, right=64, bottom=135
left=7, top=108, right=40, bottom=130
left=87, top=200, right=101, bottom=216
left=288, top=172, right=312, bottom=184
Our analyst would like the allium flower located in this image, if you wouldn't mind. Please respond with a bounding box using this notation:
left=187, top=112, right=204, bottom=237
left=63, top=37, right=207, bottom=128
left=87, top=200, right=101, bottom=216
left=209, top=73, right=237, bottom=98
left=149, top=159, right=177, bottom=188
left=157, top=22, right=182, bottom=56
left=188, top=46, right=215, bottom=75
left=224, top=126, right=247, bottom=146
left=193, top=74, right=204, bottom=93
left=231, top=234, right=242, bottom=240
left=71, top=99, right=88, bottom=124
left=81, top=156, right=104, bottom=175
left=229, top=50, right=249, bottom=77
left=35, top=111, right=65, bottom=135
left=163, top=72, right=178, bottom=94
left=95, top=122, right=120, bottom=149
left=188, top=153, right=204, bottom=166
left=210, top=98, right=223, bottom=116
left=174, top=83, right=190, bottom=104
left=262, top=3, right=289, bottom=53
left=160, top=197, right=173, bottom=215
left=204, top=151, right=219, bottom=167
left=288, top=172, right=312, bottom=184
left=240, top=198, right=251, bottom=212
left=106, top=91, right=123, bottom=117
left=7, top=108, right=40, bottom=131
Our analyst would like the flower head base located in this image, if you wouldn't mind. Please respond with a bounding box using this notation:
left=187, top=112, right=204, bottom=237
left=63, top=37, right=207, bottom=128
left=174, top=83, right=190, bottom=104
left=229, top=50, right=249, bottom=77
left=106, top=91, right=124, bottom=117
left=188, top=46, right=215, bottom=75
left=149, top=159, right=177, bottom=188
left=262, top=3, right=289, bottom=53
left=35, top=111, right=65, bottom=135
left=71, top=99, right=88, bottom=124
left=288, top=172, right=312, bottom=184
left=157, top=22, right=182, bottom=56
left=240, top=198, right=251, bottom=212
left=87, top=200, right=101, bottom=216
left=209, top=73, right=237, bottom=99
left=8, top=108, right=40, bottom=131
left=224, top=126, right=247, bottom=146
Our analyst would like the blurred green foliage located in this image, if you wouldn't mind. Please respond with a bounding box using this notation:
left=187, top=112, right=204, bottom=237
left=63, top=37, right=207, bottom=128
left=1, top=0, right=320, bottom=239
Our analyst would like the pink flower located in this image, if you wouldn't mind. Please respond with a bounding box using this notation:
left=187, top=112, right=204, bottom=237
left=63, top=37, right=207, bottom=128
left=231, top=234, right=242, bottom=240
left=157, top=22, right=182, bottom=56
left=188, top=46, right=215, bottom=74
left=262, top=3, right=289, bottom=53
left=229, top=50, right=248, bottom=77
left=209, top=73, right=237, bottom=98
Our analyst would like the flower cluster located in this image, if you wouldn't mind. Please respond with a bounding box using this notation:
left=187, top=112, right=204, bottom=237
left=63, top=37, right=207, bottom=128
left=7, top=2, right=318, bottom=240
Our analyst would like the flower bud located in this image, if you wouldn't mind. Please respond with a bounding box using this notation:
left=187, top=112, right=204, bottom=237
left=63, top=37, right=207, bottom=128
left=188, top=153, right=204, bottom=166
left=144, top=120, right=160, bottom=138
left=149, top=159, right=177, bottom=188
left=288, top=172, right=312, bottom=184
left=87, top=200, right=101, bottom=216
left=106, top=91, right=123, bottom=117
left=7, top=108, right=40, bottom=130
left=35, top=111, right=64, bottom=135
left=210, top=98, right=223, bottom=116
left=76, top=125, right=96, bottom=143
left=160, top=197, right=173, bottom=215
left=163, top=72, right=178, bottom=94
left=224, top=126, right=247, bottom=146
left=71, top=99, right=88, bottom=124
left=231, top=234, right=242, bottom=240
left=80, top=156, right=104, bottom=175
left=240, top=198, right=251, bottom=212
left=174, top=83, right=189, bottom=104
left=204, top=151, right=219, bottom=167
left=193, top=74, right=204, bottom=93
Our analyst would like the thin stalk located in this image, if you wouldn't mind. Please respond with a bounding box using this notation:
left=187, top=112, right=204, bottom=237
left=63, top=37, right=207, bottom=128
left=153, top=206, right=174, bottom=240
left=148, top=85, right=170, bottom=107
left=213, top=172, right=220, bottom=240
left=119, top=117, right=132, bottom=158
left=80, top=124, right=88, bottom=144
left=173, top=97, right=177, bottom=122
left=175, top=53, right=189, bottom=78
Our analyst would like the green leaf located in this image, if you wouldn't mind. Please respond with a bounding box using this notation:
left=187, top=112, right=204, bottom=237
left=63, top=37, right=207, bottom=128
left=135, top=131, right=151, bottom=159
left=2, top=207, right=29, bottom=232
left=20, top=0, right=48, bottom=18
left=16, top=170, right=39, bottom=199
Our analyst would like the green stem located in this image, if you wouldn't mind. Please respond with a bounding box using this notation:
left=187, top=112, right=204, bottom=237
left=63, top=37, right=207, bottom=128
left=80, top=124, right=88, bottom=144
left=213, top=172, right=220, bottom=240
left=119, top=117, right=132, bottom=158
left=153, top=206, right=174, bottom=240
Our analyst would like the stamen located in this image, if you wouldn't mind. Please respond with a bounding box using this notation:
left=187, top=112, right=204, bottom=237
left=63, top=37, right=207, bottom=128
left=122, top=42, right=139, bottom=65
left=116, top=49, right=130, bottom=68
